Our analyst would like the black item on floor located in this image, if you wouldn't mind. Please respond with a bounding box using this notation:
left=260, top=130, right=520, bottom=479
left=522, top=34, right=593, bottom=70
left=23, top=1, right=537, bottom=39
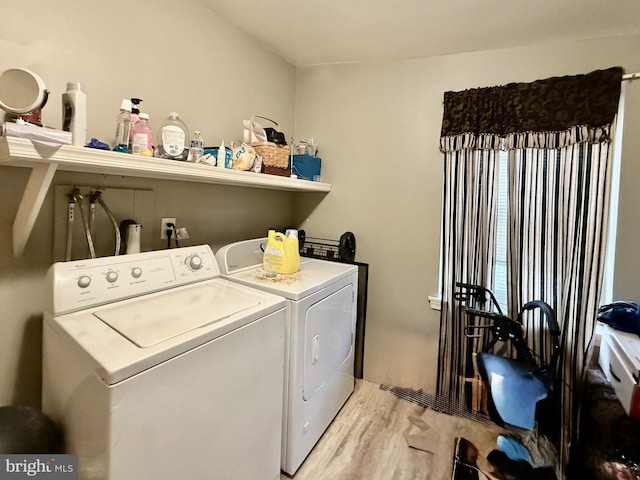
left=570, top=348, right=640, bottom=479
left=0, top=406, right=60, bottom=453
left=487, top=450, right=557, bottom=480
left=452, top=437, right=558, bottom=480
left=452, top=438, right=483, bottom=480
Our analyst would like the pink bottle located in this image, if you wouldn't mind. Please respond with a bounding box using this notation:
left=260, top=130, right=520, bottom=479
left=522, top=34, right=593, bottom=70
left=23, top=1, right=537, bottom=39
left=130, top=113, right=152, bottom=156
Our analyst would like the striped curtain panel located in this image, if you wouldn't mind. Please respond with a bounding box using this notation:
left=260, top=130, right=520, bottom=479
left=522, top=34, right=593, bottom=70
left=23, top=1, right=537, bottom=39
left=437, top=144, right=499, bottom=405
left=507, top=141, right=613, bottom=465
left=438, top=67, right=623, bottom=470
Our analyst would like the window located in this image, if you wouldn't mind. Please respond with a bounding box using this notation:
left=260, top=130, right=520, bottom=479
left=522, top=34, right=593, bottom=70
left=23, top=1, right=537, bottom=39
left=491, top=96, right=625, bottom=313
left=600, top=83, right=626, bottom=306
left=493, top=151, right=509, bottom=312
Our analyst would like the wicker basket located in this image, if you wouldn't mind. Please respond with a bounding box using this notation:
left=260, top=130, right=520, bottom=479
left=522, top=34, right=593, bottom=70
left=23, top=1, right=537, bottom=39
left=252, top=141, right=290, bottom=168
left=247, top=116, right=290, bottom=168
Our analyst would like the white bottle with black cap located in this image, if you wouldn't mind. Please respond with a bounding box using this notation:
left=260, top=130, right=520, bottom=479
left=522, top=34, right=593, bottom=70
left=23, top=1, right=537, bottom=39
left=62, top=82, right=87, bottom=147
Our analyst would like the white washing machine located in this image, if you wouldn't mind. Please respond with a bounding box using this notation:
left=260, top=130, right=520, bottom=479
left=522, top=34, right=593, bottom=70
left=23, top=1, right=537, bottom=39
left=215, top=238, right=358, bottom=475
left=42, top=245, right=287, bottom=480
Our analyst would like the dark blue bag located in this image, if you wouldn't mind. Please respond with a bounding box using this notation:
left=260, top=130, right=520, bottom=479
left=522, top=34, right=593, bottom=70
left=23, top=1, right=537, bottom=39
left=597, top=301, right=640, bottom=336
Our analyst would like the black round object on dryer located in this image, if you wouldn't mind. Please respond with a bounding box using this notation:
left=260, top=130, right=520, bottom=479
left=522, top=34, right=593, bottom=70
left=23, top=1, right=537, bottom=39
left=338, top=232, right=356, bottom=263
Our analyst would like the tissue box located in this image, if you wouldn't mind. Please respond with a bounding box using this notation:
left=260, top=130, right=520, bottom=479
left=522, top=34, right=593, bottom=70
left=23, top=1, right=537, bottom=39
left=291, top=154, right=321, bottom=181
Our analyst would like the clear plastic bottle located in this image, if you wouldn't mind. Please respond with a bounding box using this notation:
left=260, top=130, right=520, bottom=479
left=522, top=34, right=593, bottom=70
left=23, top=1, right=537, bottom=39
left=190, top=131, right=204, bottom=162
left=130, top=113, right=152, bottom=156
left=156, top=112, right=190, bottom=161
left=113, top=99, right=132, bottom=153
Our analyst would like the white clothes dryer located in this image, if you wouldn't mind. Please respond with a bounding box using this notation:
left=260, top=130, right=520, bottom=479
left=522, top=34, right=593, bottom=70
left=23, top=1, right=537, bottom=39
left=42, top=245, right=286, bottom=480
left=215, top=238, right=358, bottom=475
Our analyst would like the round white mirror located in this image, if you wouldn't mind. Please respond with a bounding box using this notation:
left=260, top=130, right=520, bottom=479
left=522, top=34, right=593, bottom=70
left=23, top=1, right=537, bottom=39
left=0, top=68, right=49, bottom=117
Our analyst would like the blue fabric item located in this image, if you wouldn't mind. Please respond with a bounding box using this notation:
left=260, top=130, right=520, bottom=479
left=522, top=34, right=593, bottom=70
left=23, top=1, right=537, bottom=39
left=85, top=138, right=111, bottom=150
left=496, top=435, right=532, bottom=463
left=291, top=154, right=321, bottom=181
left=598, top=302, right=640, bottom=336
left=478, top=353, right=548, bottom=430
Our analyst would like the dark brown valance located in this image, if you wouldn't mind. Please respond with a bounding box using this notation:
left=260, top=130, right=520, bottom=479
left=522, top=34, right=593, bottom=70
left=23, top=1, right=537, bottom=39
left=440, top=67, right=623, bottom=151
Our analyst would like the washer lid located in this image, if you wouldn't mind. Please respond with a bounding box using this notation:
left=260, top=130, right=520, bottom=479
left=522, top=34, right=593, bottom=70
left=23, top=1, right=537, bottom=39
left=94, top=283, right=259, bottom=347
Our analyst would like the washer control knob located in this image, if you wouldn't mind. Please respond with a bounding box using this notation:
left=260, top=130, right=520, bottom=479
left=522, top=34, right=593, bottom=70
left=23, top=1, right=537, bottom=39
left=106, top=271, right=118, bottom=283
left=187, top=255, right=203, bottom=271
left=77, top=275, right=91, bottom=288
left=131, top=267, right=142, bottom=278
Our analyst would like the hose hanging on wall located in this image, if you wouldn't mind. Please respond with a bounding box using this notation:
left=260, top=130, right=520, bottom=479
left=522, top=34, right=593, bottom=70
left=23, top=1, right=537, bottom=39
left=88, top=191, right=97, bottom=242
left=71, top=189, right=96, bottom=259
left=65, top=190, right=77, bottom=261
left=91, top=190, right=121, bottom=256
left=65, top=188, right=125, bottom=260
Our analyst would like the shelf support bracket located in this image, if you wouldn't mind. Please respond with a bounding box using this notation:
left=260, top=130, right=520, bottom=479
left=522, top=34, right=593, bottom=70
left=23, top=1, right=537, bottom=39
left=12, top=162, right=58, bottom=257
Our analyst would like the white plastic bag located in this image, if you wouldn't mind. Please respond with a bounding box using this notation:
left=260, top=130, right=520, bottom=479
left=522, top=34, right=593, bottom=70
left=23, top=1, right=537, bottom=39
left=242, top=117, right=267, bottom=144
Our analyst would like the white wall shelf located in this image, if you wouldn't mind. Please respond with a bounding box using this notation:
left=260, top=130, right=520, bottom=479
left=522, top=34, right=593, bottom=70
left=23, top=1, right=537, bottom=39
left=0, top=136, right=331, bottom=257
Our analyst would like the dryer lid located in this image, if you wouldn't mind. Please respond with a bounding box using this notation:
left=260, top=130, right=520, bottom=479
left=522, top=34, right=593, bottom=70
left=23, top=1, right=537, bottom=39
left=94, top=283, right=259, bottom=347
left=226, top=258, right=356, bottom=300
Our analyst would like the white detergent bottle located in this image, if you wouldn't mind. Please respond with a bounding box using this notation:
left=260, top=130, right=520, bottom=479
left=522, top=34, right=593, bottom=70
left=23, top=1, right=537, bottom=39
left=284, top=229, right=300, bottom=273
left=61, top=82, right=87, bottom=147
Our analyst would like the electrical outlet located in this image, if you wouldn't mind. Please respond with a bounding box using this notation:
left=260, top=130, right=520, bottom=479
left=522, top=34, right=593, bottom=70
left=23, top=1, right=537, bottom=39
left=160, top=217, right=176, bottom=239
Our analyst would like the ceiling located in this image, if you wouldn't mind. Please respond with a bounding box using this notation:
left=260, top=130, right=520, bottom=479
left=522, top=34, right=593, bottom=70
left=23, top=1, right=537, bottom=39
left=199, top=0, right=640, bottom=68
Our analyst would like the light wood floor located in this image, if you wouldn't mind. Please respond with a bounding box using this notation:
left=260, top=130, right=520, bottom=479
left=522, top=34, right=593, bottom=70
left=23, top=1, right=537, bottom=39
left=281, top=380, right=432, bottom=480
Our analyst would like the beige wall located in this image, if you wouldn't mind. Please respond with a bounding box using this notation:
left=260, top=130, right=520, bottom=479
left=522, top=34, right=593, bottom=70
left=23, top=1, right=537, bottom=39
left=294, top=35, right=640, bottom=393
left=0, top=0, right=299, bottom=405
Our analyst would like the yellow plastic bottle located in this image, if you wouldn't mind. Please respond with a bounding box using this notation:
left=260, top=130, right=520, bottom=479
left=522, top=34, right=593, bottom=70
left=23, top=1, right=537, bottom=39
left=263, top=230, right=285, bottom=275
left=263, top=229, right=300, bottom=275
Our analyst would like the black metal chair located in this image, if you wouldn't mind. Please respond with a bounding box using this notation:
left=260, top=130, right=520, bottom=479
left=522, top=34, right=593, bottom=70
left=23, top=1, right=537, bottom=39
left=0, top=406, right=60, bottom=453
left=456, top=283, right=560, bottom=431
